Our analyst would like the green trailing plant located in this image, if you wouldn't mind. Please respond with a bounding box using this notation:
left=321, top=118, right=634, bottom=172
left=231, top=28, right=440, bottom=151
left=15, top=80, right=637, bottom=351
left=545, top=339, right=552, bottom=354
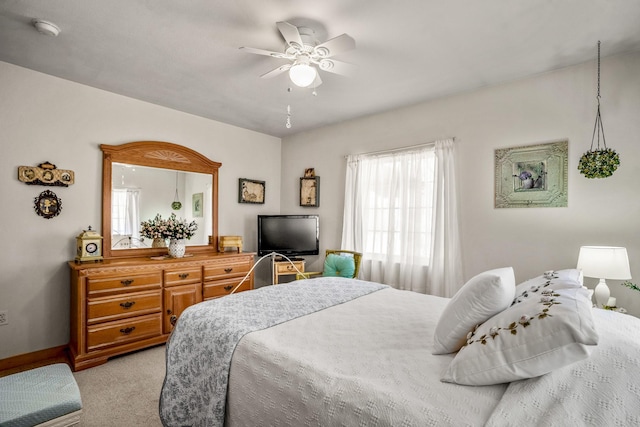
left=621, top=281, right=640, bottom=293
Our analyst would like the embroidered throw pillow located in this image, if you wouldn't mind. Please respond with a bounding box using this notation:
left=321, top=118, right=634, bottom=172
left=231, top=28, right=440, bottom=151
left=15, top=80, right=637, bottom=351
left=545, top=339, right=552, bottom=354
left=513, top=269, right=583, bottom=305
left=432, top=267, right=515, bottom=355
left=441, top=286, right=598, bottom=386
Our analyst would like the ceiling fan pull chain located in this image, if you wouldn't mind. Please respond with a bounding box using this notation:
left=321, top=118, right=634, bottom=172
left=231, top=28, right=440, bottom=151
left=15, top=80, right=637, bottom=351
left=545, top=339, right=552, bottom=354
left=286, top=104, right=292, bottom=129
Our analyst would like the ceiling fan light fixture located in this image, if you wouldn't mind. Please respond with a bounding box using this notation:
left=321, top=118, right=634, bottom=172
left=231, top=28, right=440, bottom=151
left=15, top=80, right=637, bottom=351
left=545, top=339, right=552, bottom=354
left=289, top=62, right=317, bottom=87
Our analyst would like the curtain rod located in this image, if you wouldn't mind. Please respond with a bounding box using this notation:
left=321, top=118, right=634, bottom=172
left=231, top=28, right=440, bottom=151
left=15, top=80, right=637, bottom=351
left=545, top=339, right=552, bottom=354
left=345, top=137, right=456, bottom=158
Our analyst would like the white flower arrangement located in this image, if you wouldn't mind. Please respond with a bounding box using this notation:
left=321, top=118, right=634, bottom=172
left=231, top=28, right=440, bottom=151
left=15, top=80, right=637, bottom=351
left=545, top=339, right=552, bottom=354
left=140, top=213, right=197, bottom=241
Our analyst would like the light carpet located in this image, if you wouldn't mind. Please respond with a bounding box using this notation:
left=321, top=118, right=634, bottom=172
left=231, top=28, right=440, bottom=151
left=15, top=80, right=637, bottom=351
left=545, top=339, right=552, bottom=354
left=72, top=345, right=165, bottom=426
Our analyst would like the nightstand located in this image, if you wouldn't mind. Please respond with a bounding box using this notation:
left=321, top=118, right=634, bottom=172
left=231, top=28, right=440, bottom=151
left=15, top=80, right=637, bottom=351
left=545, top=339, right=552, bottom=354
left=272, top=259, right=305, bottom=284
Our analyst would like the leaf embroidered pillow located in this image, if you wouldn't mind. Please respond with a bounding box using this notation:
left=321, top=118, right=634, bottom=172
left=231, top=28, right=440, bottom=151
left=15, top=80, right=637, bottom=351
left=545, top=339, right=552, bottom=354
left=441, top=287, right=598, bottom=386
left=513, top=269, right=584, bottom=306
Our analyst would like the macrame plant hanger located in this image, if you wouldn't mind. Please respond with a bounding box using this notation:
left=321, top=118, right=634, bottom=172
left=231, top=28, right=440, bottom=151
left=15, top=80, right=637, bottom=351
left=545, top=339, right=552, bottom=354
left=171, top=172, right=182, bottom=210
left=578, top=40, right=620, bottom=179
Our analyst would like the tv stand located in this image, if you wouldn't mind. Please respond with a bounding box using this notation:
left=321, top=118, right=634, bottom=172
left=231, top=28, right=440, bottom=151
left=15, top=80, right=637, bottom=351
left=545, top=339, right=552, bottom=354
left=272, top=258, right=305, bottom=284
left=274, top=255, right=304, bottom=262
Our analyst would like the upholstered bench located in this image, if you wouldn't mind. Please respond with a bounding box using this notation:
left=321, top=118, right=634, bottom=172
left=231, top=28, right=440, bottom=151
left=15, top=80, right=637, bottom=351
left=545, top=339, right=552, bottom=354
left=0, top=363, right=82, bottom=427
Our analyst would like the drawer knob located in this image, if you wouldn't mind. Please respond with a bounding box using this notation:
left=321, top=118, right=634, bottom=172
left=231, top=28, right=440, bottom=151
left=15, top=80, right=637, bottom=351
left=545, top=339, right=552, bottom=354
left=170, top=315, right=178, bottom=326
left=119, top=326, right=136, bottom=335
left=179, top=273, right=189, bottom=279
left=120, top=301, right=136, bottom=309
left=287, top=265, right=294, bottom=271
left=224, top=285, right=233, bottom=291
left=224, top=268, right=233, bottom=273
left=120, top=279, right=134, bottom=286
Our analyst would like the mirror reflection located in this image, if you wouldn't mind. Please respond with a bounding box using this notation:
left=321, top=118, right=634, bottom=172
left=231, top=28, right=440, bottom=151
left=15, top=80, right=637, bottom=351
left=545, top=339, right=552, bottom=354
left=111, top=162, right=212, bottom=250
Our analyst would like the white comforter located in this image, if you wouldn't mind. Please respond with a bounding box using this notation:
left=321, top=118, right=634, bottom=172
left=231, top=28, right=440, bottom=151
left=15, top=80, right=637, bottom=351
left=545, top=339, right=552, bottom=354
left=486, top=308, right=640, bottom=426
left=226, top=286, right=507, bottom=426
left=227, top=283, right=640, bottom=426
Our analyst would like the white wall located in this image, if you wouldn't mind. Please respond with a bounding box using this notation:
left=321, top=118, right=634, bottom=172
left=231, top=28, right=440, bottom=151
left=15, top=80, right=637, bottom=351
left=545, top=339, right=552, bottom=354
left=2, top=51, right=639, bottom=360
left=281, top=51, right=640, bottom=316
left=0, top=62, right=281, bottom=359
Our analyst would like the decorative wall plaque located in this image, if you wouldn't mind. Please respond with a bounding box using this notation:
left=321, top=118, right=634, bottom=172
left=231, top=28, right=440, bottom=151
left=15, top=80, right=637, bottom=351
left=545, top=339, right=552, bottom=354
left=495, top=140, right=568, bottom=208
left=34, top=189, right=62, bottom=219
left=18, top=162, right=75, bottom=187
left=238, top=178, right=265, bottom=204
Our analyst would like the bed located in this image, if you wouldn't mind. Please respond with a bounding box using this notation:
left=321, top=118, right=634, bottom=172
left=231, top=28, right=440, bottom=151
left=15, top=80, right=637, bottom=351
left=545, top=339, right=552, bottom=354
left=159, top=272, right=640, bottom=427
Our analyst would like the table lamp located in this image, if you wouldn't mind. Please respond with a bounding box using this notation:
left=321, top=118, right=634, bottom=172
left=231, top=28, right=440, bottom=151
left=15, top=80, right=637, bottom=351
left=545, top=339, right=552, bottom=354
left=576, top=246, right=632, bottom=307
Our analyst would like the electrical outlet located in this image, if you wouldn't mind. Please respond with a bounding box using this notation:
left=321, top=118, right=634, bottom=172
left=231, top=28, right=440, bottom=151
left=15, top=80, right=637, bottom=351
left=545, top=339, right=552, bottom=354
left=0, top=310, right=7, bottom=326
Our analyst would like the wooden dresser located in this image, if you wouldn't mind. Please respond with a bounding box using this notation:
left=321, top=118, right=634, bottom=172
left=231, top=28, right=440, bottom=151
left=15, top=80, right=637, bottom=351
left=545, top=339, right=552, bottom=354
left=68, top=252, right=254, bottom=371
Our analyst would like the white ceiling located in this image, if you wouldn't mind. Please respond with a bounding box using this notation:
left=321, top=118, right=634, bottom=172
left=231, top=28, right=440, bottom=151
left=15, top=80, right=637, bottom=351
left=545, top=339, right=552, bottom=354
left=1, top=0, right=640, bottom=138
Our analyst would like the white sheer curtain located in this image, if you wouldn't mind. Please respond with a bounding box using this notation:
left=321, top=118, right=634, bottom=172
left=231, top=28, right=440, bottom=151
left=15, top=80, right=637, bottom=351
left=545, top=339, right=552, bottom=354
left=429, top=140, right=464, bottom=297
left=112, top=188, right=140, bottom=240
left=341, top=138, right=463, bottom=296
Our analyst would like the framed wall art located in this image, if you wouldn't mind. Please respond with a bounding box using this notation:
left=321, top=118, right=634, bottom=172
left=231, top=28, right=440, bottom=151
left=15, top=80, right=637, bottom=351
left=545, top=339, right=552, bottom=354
left=192, top=192, right=203, bottom=217
left=34, top=189, right=62, bottom=219
left=300, top=176, right=320, bottom=207
left=238, top=178, right=265, bottom=204
left=495, top=140, right=568, bottom=208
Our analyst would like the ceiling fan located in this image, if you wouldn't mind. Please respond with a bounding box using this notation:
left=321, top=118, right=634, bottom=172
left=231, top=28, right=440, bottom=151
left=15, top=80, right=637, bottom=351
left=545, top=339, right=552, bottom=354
left=240, top=21, right=356, bottom=88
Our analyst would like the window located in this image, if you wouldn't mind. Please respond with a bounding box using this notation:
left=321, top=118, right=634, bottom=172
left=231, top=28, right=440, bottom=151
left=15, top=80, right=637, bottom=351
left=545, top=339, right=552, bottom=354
left=342, top=139, right=462, bottom=295
left=351, top=148, right=435, bottom=263
left=111, top=188, right=140, bottom=242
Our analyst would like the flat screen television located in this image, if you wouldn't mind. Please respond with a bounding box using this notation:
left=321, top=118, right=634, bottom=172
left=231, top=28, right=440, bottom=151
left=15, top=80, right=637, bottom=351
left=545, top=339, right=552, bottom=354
left=257, top=215, right=319, bottom=257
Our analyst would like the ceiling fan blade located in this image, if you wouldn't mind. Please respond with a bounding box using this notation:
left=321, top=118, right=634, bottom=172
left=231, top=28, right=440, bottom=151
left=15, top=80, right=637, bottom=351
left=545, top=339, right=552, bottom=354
left=260, top=63, right=292, bottom=79
left=317, top=59, right=357, bottom=77
left=314, top=33, right=356, bottom=58
left=240, top=46, right=289, bottom=59
left=276, top=21, right=304, bottom=50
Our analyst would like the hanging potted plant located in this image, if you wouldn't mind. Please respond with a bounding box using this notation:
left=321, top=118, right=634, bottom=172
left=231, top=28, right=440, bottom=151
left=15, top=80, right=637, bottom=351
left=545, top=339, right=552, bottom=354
left=578, top=147, right=620, bottom=179
left=578, top=41, right=621, bottom=179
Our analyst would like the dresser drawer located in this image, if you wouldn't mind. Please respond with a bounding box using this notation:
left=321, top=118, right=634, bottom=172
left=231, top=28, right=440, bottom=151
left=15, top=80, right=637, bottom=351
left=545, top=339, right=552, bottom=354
left=203, top=259, right=252, bottom=281
left=86, top=313, right=162, bottom=352
left=275, top=261, right=305, bottom=274
left=87, top=290, right=162, bottom=324
left=87, top=272, right=162, bottom=296
left=164, top=267, right=202, bottom=287
left=203, top=277, right=252, bottom=300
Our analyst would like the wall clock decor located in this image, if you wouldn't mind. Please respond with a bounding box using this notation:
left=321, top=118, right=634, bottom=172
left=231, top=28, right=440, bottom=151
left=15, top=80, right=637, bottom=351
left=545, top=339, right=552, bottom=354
left=34, top=189, right=62, bottom=219
left=18, top=161, right=75, bottom=187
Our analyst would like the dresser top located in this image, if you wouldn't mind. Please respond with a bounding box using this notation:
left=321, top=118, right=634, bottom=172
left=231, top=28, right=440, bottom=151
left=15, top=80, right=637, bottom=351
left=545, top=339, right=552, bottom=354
left=68, top=251, right=255, bottom=271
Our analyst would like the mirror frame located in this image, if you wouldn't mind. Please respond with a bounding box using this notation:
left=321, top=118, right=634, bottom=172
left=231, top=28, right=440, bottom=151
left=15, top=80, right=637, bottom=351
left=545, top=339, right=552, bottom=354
left=101, top=141, right=220, bottom=258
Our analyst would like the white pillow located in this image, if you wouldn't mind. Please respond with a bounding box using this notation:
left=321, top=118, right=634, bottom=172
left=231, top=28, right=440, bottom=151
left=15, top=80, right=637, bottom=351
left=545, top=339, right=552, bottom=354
left=441, top=286, right=598, bottom=386
left=432, top=267, right=515, bottom=355
left=513, top=269, right=583, bottom=305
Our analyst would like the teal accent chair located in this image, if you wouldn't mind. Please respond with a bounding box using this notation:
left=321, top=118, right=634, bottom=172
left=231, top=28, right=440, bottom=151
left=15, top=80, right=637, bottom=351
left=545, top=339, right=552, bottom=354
left=296, top=250, right=362, bottom=280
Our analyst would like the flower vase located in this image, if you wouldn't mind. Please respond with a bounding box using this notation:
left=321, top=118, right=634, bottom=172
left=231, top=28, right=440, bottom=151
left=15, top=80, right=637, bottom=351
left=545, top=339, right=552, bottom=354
left=152, top=237, right=167, bottom=248
left=168, top=239, right=186, bottom=258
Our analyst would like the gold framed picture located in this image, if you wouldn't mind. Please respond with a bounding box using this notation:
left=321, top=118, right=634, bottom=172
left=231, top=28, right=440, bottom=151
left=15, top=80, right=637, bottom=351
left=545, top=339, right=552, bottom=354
left=300, top=177, right=320, bottom=207
left=238, top=178, right=265, bottom=204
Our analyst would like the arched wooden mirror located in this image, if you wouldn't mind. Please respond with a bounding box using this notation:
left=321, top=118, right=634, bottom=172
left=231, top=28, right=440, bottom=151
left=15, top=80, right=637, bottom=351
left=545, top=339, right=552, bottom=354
left=101, top=141, right=220, bottom=258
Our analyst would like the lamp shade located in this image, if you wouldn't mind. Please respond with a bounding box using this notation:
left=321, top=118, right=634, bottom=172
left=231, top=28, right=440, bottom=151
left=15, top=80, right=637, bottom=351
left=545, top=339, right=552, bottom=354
left=289, top=63, right=317, bottom=87
left=576, top=246, right=632, bottom=280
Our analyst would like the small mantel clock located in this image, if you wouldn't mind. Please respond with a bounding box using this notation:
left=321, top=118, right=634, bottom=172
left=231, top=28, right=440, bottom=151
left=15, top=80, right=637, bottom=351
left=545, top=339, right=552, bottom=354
left=75, top=226, right=104, bottom=263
